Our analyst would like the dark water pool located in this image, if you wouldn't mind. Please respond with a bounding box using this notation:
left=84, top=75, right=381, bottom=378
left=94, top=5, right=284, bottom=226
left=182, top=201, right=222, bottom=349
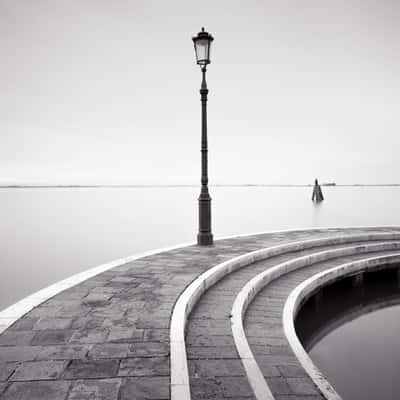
left=296, top=267, right=400, bottom=400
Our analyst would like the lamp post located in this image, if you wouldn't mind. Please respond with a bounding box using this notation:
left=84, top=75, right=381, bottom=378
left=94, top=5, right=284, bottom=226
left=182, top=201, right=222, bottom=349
left=192, top=27, right=214, bottom=246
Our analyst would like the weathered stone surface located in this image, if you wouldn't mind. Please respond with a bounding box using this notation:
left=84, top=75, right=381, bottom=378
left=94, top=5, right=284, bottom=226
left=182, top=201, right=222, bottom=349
left=190, top=377, right=224, bottom=399
left=31, top=330, right=74, bottom=346
left=119, top=377, right=169, bottom=399
left=189, top=359, right=246, bottom=377
left=187, top=345, right=238, bottom=359
left=62, top=360, right=119, bottom=379
left=107, top=327, right=143, bottom=343
left=35, top=345, right=90, bottom=361
left=69, top=329, right=109, bottom=344
left=0, top=346, right=41, bottom=362
left=220, top=376, right=254, bottom=397
left=10, top=361, right=66, bottom=381
left=267, top=377, right=292, bottom=395
left=129, top=342, right=169, bottom=357
left=7, top=317, right=38, bottom=331
left=71, top=316, right=104, bottom=330
left=1, top=381, right=70, bottom=400
left=0, top=384, right=7, bottom=396
left=68, top=378, right=121, bottom=400
left=118, top=356, right=169, bottom=376
left=277, top=364, right=308, bottom=378
left=33, top=318, right=73, bottom=330
left=83, top=293, right=113, bottom=303
left=286, top=378, right=320, bottom=395
left=89, top=343, right=130, bottom=359
left=143, top=328, right=169, bottom=342
left=0, top=364, right=17, bottom=381
left=0, top=331, right=36, bottom=346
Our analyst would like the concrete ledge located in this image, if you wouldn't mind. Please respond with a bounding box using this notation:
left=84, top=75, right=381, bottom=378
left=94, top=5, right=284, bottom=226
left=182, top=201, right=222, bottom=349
left=230, top=241, right=400, bottom=400
left=283, top=253, right=400, bottom=400
left=170, top=231, right=400, bottom=400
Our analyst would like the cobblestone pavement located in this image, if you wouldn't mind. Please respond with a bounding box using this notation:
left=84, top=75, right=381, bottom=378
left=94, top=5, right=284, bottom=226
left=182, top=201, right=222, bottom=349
left=0, top=227, right=398, bottom=399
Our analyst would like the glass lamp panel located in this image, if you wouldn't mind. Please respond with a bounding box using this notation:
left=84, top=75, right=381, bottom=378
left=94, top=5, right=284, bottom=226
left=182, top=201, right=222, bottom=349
left=195, top=38, right=209, bottom=64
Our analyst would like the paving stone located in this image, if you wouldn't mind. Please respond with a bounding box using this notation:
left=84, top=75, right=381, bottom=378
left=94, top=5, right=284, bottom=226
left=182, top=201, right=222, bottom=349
left=10, top=361, right=66, bottom=381
left=287, top=378, right=320, bottom=395
left=69, top=329, right=109, bottom=344
left=62, top=360, right=119, bottom=379
left=58, top=305, right=90, bottom=318
left=190, top=377, right=224, bottom=399
left=83, top=293, right=113, bottom=303
left=220, top=376, right=254, bottom=397
left=107, top=327, right=143, bottom=342
left=189, top=359, right=246, bottom=377
left=33, top=318, right=73, bottom=330
left=129, top=342, right=169, bottom=357
left=31, top=330, right=74, bottom=345
left=35, top=345, right=90, bottom=361
left=267, top=377, right=292, bottom=395
left=71, top=316, right=105, bottom=330
left=1, top=380, right=70, bottom=400
left=0, top=331, right=36, bottom=346
left=118, top=356, right=169, bottom=376
left=186, top=334, right=234, bottom=347
left=29, top=306, right=63, bottom=318
left=0, top=383, right=7, bottom=395
left=277, top=365, right=308, bottom=378
left=135, top=317, right=170, bottom=329
left=187, top=346, right=238, bottom=359
left=0, top=363, right=17, bottom=381
left=0, top=346, right=41, bottom=362
left=89, top=343, right=131, bottom=359
left=119, top=377, right=169, bottom=399
left=67, top=378, right=121, bottom=400
left=8, top=318, right=39, bottom=331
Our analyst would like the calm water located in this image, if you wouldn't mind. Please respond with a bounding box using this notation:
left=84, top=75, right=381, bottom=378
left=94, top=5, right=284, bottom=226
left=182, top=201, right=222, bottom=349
left=297, top=268, right=400, bottom=400
left=1, top=186, right=400, bottom=311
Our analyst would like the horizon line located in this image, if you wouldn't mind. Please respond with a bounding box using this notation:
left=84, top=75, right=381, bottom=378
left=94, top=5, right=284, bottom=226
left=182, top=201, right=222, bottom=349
left=1, top=183, right=400, bottom=188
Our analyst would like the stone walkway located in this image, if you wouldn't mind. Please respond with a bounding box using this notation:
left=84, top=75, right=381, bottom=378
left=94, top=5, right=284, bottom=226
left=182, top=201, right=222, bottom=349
left=186, top=241, right=399, bottom=399
left=245, top=250, right=399, bottom=400
left=0, top=227, right=399, bottom=399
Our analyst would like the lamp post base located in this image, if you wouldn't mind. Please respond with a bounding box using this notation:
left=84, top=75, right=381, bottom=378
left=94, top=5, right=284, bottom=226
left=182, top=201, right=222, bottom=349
left=198, top=193, right=213, bottom=246
left=197, top=232, right=213, bottom=246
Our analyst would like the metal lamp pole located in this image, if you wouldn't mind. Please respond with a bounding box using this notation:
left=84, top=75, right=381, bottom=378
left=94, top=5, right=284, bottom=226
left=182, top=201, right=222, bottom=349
left=193, top=27, right=214, bottom=246
left=198, top=66, right=213, bottom=245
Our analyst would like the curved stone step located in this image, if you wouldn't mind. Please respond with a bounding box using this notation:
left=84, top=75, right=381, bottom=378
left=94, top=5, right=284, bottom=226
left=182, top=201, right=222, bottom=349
left=233, top=248, right=399, bottom=399
left=170, top=232, right=400, bottom=399
left=283, top=253, right=400, bottom=400
left=231, top=241, right=400, bottom=400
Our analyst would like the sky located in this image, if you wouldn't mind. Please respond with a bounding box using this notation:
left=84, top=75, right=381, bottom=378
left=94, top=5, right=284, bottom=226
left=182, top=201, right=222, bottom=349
left=1, top=0, right=399, bottom=185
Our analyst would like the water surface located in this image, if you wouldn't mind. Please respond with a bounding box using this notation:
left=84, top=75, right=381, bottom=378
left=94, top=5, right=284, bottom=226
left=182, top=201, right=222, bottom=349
left=1, top=186, right=400, bottom=310
left=297, top=268, right=400, bottom=400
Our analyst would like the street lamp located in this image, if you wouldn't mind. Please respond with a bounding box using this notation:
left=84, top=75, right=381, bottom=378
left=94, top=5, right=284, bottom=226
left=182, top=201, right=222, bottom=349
left=192, top=27, right=214, bottom=246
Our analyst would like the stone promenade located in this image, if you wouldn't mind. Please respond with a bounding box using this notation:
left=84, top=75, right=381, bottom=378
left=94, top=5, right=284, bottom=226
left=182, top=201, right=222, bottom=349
left=0, top=227, right=399, bottom=400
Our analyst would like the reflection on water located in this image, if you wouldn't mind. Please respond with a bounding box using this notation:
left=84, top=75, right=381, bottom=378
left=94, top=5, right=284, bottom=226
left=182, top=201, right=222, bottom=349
left=296, top=267, right=400, bottom=400
left=1, top=186, right=400, bottom=311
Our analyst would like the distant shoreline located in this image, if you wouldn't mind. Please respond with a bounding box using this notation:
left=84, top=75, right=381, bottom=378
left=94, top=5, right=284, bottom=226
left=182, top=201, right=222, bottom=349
left=1, top=184, right=400, bottom=189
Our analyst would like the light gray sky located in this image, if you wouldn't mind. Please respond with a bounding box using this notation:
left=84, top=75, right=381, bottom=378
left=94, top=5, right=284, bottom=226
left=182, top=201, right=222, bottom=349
left=1, top=0, right=399, bottom=185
